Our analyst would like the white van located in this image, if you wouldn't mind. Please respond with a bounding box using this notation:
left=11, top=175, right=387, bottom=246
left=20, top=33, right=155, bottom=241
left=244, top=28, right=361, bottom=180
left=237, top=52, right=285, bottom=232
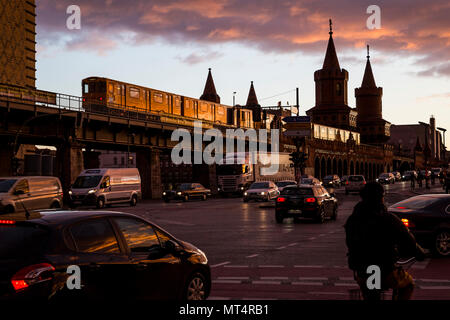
left=0, top=176, right=63, bottom=214
left=69, top=168, right=141, bottom=209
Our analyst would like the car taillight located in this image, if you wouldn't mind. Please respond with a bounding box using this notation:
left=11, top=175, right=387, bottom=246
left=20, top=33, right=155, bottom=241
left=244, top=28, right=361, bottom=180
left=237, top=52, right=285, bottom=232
left=346, top=181, right=349, bottom=185
left=304, top=197, right=316, bottom=203
left=0, top=220, right=16, bottom=225
left=363, top=181, right=366, bottom=185
left=276, top=197, right=286, bottom=203
left=401, top=219, right=415, bottom=228
left=396, top=206, right=407, bottom=209
left=11, top=263, right=55, bottom=292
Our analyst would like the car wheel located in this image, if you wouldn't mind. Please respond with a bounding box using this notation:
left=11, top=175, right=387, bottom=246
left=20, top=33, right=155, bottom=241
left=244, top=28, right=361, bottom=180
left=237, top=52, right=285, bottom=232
left=433, top=230, right=450, bottom=257
left=185, top=272, right=207, bottom=301
left=50, top=201, right=61, bottom=209
left=202, top=194, right=207, bottom=201
left=275, top=212, right=284, bottom=223
left=96, top=197, right=105, bottom=209
left=130, top=195, right=137, bottom=207
left=316, top=207, right=326, bottom=224
left=164, top=198, right=170, bottom=203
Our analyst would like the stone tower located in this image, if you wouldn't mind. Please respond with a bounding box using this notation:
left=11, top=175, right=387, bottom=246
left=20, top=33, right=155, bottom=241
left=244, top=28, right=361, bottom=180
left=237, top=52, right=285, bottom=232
left=306, top=20, right=357, bottom=130
left=355, top=45, right=390, bottom=144
left=245, top=81, right=262, bottom=122
left=200, top=68, right=221, bottom=103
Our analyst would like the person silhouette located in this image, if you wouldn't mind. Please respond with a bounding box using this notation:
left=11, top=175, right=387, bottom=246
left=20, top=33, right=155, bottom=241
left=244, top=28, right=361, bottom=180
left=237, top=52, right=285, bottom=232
left=345, top=182, right=425, bottom=300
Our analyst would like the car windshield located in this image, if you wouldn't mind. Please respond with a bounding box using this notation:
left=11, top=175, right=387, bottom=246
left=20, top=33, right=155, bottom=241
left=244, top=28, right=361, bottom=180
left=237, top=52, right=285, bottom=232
left=324, top=176, right=333, bottom=180
left=276, top=181, right=295, bottom=187
left=281, top=187, right=314, bottom=195
left=72, top=175, right=102, bottom=189
left=380, top=174, right=389, bottom=178
left=348, top=176, right=363, bottom=182
left=250, top=182, right=269, bottom=189
left=301, top=179, right=313, bottom=184
left=0, top=224, right=49, bottom=259
left=391, top=196, right=438, bottom=210
left=0, top=179, right=17, bottom=193
left=178, top=183, right=192, bottom=191
left=217, top=165, right=243, bottom=175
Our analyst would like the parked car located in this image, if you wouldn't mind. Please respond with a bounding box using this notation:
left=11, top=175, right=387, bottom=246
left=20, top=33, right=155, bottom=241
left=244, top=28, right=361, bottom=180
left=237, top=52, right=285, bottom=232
left=163, top=183, right=211, bottom=202
left=275, top=180, right=297, bottom=192
left=243, top=181, right=279, bottom=202
left=391, top=172, right=402, bottom=182
left=340, top=175, right=348, bottom=186
left=345, top=175, right=366, bottom=195
left=388, top=194, right=450, bottom=257
left=69, top=168, right=141, bottom=209
left=402, top=171, right=417, bottom=181
left=377, top=172, right=395, bottom=184
left=0, top=176, right=63, bottom=214
left=323, top=175, right=341, bottom=188
left=275, top=185, right=338, bottom=224
left=0, top=210, right=211, bottom=301
left=299, top=177, right=321, bottom=186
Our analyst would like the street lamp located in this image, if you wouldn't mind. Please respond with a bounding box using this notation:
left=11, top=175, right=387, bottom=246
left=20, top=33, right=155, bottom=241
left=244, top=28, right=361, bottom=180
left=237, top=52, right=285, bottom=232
left=233, top=92, right=236, bottom=107
left=437, top=127, right=447, bottom=160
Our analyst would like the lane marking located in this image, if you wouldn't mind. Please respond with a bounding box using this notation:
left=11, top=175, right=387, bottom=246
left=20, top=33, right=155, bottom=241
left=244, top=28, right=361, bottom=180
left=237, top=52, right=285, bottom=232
left=217, top=276, right=250, bottom=280
left=246, top=254, right=259, bottom=258
left=208, top=297, right=232, bottom=300
left=211, top=261, right=230, bottom=268
left=418, top=286, right=450, bottom=290
left=339, top=277, right=355, bottom=281
left=252, top=280, right=282, bottom=285
left=153, top=219, right=195, bottom=226
left=299, top=277, right=328, bottom=281
left=294, top=265, right=323, bottom=268
left=334, top=283, right=358, bottom=287
left=276, top=246, right=287, bottom=250
left=287, top=243, right=298, bottom=247
left=309, top=292, right=347, bottom=296
left=212, top=280, right=242, bottom=284
left=418, top=279, right=450, bottom=283
left=224, top=265, right=249, bottom=268
left=309, top=237, right=316, bottom=240
left=411, top=259, right=431, bottom=270
left=258, top=265, right=285, bottom=268
left=260, top=276, right=289, bottom=280
left=292, top=282, right=323, bottom=286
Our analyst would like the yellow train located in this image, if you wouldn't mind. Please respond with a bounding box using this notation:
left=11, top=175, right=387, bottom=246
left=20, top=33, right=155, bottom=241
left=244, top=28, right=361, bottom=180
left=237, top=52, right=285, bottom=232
left=82, top=77, right=254, bottom=128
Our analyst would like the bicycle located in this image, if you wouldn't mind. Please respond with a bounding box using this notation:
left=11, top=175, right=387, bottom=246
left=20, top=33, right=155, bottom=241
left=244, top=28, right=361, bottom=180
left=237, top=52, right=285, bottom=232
left=349, top=257, right=416, bottom=300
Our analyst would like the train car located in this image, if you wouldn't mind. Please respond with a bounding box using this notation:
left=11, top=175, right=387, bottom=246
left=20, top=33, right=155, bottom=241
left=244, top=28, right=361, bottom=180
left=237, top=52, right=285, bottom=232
left=81, top=77, right=255, bottom=129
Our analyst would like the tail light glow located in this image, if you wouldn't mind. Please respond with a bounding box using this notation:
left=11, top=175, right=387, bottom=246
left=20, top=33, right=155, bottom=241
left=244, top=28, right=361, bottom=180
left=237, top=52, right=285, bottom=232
left=0, top=220, right=16, bottom=225
left=304, top=197, right=316, bottom=203
left=401, top=219, right=415, bottom=228
left=11, top=263, right=55, bottom=292
left=276, top=197, right=286, bottom=203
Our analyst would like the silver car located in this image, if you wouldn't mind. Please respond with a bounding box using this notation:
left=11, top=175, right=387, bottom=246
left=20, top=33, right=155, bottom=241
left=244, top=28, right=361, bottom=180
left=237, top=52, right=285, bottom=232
left=345, top=175, right=366, bottom=195
left=243, top=181, right=279, bottom=202
left=0, top=176, right=63, bottom=214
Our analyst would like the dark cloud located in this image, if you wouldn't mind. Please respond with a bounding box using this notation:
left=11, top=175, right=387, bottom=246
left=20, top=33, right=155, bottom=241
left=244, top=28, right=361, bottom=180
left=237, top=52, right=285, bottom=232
left=36, top=0, right=450, bottom=76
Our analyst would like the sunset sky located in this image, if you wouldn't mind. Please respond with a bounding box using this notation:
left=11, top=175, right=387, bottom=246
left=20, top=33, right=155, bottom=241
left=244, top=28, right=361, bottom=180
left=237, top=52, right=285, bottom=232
left=35, top=0, right=449, bottom=135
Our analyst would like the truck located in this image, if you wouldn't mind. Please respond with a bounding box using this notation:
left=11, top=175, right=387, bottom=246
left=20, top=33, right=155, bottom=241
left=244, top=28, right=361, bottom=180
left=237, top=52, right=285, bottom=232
left=216, top=152, right=295, bottom=196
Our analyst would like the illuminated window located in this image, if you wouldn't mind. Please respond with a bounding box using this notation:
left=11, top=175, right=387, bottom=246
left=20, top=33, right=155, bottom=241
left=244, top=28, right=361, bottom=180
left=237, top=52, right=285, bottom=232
left=130, top=88, right=140, bottom=99
left=153, top=93, right=163, bottom=103
left=336, top=83, right=342, bottom=96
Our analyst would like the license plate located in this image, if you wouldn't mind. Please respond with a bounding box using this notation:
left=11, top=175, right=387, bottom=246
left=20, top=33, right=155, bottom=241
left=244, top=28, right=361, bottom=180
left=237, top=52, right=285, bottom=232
left=288, top=209, right=302, bottom=214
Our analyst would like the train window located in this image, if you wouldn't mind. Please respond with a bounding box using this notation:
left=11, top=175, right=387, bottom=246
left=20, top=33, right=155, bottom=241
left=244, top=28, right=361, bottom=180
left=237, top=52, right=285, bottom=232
left=108, top=84, right=114, bottom=93
left=98, top=82, right=106, bottom=93
left=153, top=93, right=163, bottom=103
left=88, top=83, right=96, bottom=93
left=130, top=87, right=140, bottom=99
left=217, top=106, right=224, bottom=115
left=115, top=85, right=121, bottom=95
left=175, top=97, right=181, bottom=107
left=83, top=83, right=89, bottom=93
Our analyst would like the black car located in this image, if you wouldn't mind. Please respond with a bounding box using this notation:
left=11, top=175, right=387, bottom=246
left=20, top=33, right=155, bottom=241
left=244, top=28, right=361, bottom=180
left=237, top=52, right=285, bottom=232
left=163, top=183, right=211, bottom=202
left=388, top=194, right=450, bottom=257
left=323, top=175, right=340, bottom=188
left=0, top=210, right=211, bottom=301
left=275, top=185, right=338, bottom=224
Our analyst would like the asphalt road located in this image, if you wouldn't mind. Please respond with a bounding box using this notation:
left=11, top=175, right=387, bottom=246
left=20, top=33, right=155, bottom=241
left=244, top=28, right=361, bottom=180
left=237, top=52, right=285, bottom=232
left=108, top=181, right=450, bottom=300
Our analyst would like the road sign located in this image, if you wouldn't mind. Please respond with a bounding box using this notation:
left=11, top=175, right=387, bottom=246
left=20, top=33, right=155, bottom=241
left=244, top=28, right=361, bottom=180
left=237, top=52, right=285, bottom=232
left=282, top=116, right=311, bottom=123
left=284, top=129, right=311, bottom=137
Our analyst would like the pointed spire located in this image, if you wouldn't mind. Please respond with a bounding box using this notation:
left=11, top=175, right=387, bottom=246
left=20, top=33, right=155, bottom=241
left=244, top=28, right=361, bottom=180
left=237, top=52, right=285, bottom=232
left=361, top=45, right=377, bottom=88
left=200, top=68, right=220, bottom=103
left=246, top=81, right=259, bottom=107
left=322, top=19, right=340, bottom=70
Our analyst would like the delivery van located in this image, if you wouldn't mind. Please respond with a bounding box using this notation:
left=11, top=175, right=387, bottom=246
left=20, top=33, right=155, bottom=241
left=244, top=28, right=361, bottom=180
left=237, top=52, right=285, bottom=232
left=69, top=168, right=141, bottom=209
left=0, top=176, right=63, bottom=214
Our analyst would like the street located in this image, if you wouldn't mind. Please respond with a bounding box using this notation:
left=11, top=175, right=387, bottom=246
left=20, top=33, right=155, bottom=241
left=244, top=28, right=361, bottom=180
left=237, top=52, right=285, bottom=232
left=101, top=182, right=450, bottom=300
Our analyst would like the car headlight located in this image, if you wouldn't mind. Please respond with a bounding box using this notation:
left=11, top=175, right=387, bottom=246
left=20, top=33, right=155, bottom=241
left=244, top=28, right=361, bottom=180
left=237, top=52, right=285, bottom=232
left=376, top=179, right=379, bottom=182
left=68, top=190, right=72, bottom=195
left=240, top=187, right=244, bottom=190
left=261, top=192, right=265, bottom=195
left=177, top=192, right=182, bottom=195
left=244, top=192, right=248, bottom=196
left=88, top=189, right=96, bottom=194
left=218, top=188, right=221, bottom=191
left=163, top=192, right=166, bottom=196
